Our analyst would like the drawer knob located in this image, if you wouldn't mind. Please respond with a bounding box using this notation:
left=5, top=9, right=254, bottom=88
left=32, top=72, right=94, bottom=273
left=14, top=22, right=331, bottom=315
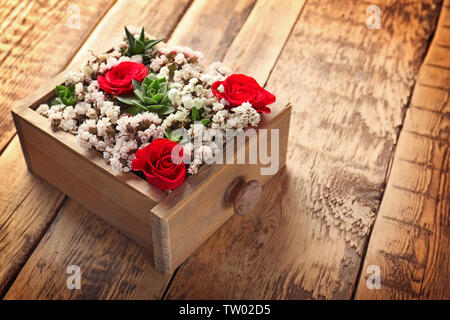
left=225, top=178, right=262, bottom=216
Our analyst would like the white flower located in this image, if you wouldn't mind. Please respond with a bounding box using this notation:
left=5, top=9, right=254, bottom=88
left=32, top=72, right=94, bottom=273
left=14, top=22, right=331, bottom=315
left=100, top=101, right=121, bottom=124
left=157, top=66, right=170, bottom=79
left=64, top=71, right=84, bottom=85
left=62, top=106, right=75, bottom=120
left=75, top=82, right=84, bottom=100
left=96, top=117, right=112, bottom=137
left=74, top=101, right=91, bottom=115
left=174, top=52, right=187, bottom=65
left=230, top=102, right=260, bottom=128
left=149, top=55, right=168, bottom=72
left=60, top=119, right=77, bottom=132
left=36, top=104, right=49, bottom=117
left=212, top=102, right=224, bottom=112
left=182, top=95, right=195, bottom=109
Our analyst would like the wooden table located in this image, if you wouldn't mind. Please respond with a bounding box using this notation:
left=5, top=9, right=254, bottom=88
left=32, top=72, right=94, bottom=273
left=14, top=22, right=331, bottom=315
left=0, top=0, right=448, bottom=300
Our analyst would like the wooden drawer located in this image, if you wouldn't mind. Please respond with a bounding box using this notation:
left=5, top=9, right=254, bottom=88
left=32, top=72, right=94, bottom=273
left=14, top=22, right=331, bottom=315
left=11, top=70, right=291, bottom=274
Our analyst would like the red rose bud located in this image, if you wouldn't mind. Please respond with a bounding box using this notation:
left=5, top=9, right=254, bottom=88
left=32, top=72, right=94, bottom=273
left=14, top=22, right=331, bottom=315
left=211, top=74, right=276, bottom=114
left=97, top=61, right=148, bottom=96
left=131, top=139, right=187, bottom=191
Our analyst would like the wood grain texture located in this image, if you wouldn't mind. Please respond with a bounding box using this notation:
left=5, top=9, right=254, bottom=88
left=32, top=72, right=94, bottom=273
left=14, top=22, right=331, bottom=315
left=355, top=2, right=450, bottom=299
left=168, top=0, right=257, bottom=64
left=222, top=0, right=306, bottom=85
left=69, top=0, right=192, bottom=66
left=3, top=0, right=191, bottom=300
left=0, top=137, right=65, bottom=296
left=165, top=0, right=442, bottom=299
left=0, top=0, right=115, bottom=153
left=3, top=199, right=170, bottom=300
left=0, top=0, right=116, bottom=297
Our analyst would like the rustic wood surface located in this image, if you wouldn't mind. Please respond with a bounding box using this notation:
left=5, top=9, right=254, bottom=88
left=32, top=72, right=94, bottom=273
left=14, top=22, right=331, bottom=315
left=354, top=1, right=450, bottom=299
left=0, top=0, right=115, bottom=153
left=0, top=0, right=448, bottom=299
left=0, top=0, right=115, bottom=297
left=165, top=0, right=445, bottom=299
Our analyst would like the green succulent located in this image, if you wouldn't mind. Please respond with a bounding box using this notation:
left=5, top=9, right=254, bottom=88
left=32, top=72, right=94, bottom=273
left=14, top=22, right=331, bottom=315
left=51, top=84, right=77, bottom=106
left=123, top=26, right=163, bottom=56
left=191, top=106, right=210, bottom=127
left=116, top=75, right=175, bottom=116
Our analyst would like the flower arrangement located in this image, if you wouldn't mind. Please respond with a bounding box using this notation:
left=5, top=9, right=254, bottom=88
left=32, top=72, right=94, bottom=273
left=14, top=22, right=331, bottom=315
left=36, top=27, right=276, bottom=191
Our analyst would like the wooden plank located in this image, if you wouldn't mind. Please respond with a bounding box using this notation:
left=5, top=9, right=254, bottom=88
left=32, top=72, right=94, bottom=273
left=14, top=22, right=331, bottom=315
left=0, top=137, right=65, bottom=296
left=2, top=0, right=191, bottom=300
left=418, top=65, right=450, bottom=89
left=0, top=0, right=115, bottom=153
left=3, top=199, right=170, bottom=300
left=168, top=0, right=257, bottom=64
left=355, top=1, right=450, bottom=297
left=426, top=46, right=450, bottom=69
left=69, top=0, right=192, bottom=66
left=0, top=0, right=116, bottom=297
left=222, top=0, right=306, bottom=85
left=165, top=0, right=442, bottom=299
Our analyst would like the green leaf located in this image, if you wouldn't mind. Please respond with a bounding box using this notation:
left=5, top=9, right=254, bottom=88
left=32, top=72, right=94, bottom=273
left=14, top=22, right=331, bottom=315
left=132, top=79, right=142, bottom=91
left=134, top=88, right=145, bottom=103
left=124, top=27, right=164, bottom=56
left=133, top=101, right=148, bottom=110
left=124, top=27, right=136, bottom=55
left=146, top=104, right=166, bottom=111
left=161, top=95, right=170, bottom=104
left=159, top=82, right=169, bottom=95
left=152, top=93, right=164, bottom=103
left=191, top=107, right=201, bottom=122
left=160, top=105, right=176, bottom=115
left=55, top=84, right=76, bottom=106
left=165, top=129, right=182, bottom=142
left=142, top=96, right=159, bottom=105
left=143, top=77, right=152, bottom=86
left=139, top=27, right=145, bottom=42
left=150, top=80, right=159, bottom=91
left=55, top=85, right=68, bottom=97
left=134, top=41, right=146, bottom=54
left=201, top=118, right=211, bottom=127
left=116, top=96, right=141, bottom=105
left=62, top=96, right=76, bottom=106
left=123, top=105, right=146, bottom=116
left=143, top=39, right=164, bottom=50
left=50, top=97, right=63, bottom=106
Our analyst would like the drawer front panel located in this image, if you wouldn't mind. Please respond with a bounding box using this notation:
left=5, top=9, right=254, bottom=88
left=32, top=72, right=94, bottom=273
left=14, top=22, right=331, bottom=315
left=151, top=104, right=291, bottom=274
left=16, top=115, right=156, bottom=250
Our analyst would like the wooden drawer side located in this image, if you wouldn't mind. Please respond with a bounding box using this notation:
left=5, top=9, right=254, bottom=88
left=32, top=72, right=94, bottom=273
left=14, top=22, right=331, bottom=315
left=12, top=112, right=157, bottom=251
left=151, top=104, right=292, bottom=274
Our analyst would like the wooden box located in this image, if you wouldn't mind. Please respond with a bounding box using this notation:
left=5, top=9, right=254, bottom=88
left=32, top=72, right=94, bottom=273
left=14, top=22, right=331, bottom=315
left=11, top=68, right=291, bottom=274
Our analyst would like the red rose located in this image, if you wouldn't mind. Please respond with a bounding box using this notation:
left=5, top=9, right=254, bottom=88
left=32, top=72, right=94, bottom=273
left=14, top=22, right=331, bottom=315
left=211, top=74, right=275, bottom=114
left=97, top=61, right=148, bottom=96
left=132, top=139, right=186, bottom=191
